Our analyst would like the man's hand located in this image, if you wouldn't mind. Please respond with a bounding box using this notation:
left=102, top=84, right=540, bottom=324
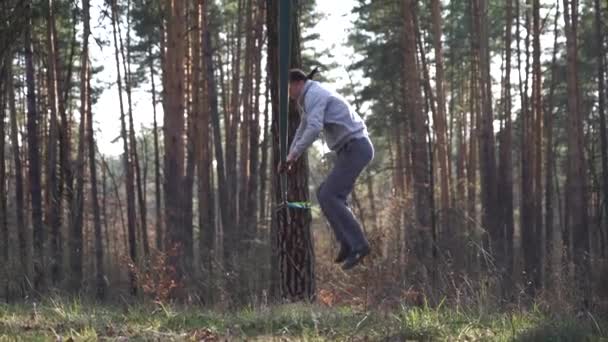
left=277, top=154, right=298, bottom=174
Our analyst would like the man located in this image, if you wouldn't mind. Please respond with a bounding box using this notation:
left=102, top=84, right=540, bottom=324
left=279, top=68, right=374, bottom=270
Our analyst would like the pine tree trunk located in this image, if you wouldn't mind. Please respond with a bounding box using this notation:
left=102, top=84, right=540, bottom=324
left=403, top=0, right=432, bottom=282
left=81, top=0, right=104, bottom=299
left=0, top=60, right=8, bottom=285
left=7, top=62, right=27, bottom=288
left=197, top=0, right=215, bottom=303
left=595, top=0, right=608, bottom=259
left=268, top=0, right=315, bottom=302
left=500, top=0, right=515, bottom=295
left=45, top=0, right=62, bottom=285
left=164, top=0, right=187, bottom=287
left=545, top=0, right=560, bottom=289
left=430, top=0, right=451, bottom=247
left=149, top=46, right=163, bottom=251
left=259, top=65, right=271, bottom=224
left=25, top=1, right=46, bottom=292
left=532, top=0, right=544, bottom=290
left=562, top=0, right=591, bottom=305
left=110, top=0, right=138, bottom=294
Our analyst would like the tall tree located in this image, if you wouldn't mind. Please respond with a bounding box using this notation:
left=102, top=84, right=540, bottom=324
left=110, top=0, right=138, bottom=294
left=163, top=0, right=187, bottom=283
left=25, top=0, right=46, bottom=292
left=595, top=0, right=608, bottom=259
left=403, top=0, right=432, bottom=282
left=562, top=0, right=590, bottom=304
left=45, top=0, right=62, bottom=285
left=499, top=0, right=515, bottom=294
left=7, top=61, right=27, bottom=288
left=268, top=0, right=315, bottom=302
left=80, top=0, right=105, bottom=299
left=430, top=0, right=452, bottom=249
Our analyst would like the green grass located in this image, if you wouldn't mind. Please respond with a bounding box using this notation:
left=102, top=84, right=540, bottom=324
left=0, top=299, right=606, bottom=341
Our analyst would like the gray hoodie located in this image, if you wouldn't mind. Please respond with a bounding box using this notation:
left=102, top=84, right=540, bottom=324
left=289, top=80, right=368, bottom=159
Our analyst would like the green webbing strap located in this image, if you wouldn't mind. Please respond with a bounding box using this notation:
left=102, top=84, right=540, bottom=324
left=279, top=0, right=291, bottom=206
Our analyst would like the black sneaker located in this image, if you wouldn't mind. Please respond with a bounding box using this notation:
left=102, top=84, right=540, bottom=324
left=341, top=245, right=370, bottom=271
left=334, top=244, right=350, bottom=264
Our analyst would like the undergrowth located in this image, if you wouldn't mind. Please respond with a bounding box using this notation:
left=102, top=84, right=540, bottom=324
left=0, top=298, right=606, bottom=341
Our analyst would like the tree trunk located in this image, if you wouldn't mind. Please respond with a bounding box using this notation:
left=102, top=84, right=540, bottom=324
left=81, top=0, right=104, bottom=299
left=8, top=62, right=27, bottom=288
left=430, top=0, right=451, bottom=247
left=532, top=0, right=544, bottom=290
left=259, top=62, right=271, bottom=224
left=268, top=0, right=315, bottom=302
left=403, top=0, right=432, bottom=282
left=224, top=0, right=243, bottom=292
left=595, top=0, right=608, bottom=260
left=197, top=0, right=215, bottom=303
left=0, top=59, right=8, bottom=289
left=111, top=0, right=138, bottom=294
left=149, top=46, right=163, bottom=251
left=163, top=0, right=187, bottom=287
left=499, top=0, right=515, bottom=296
left=545, top=0, right=560, bottom=289
left=25, top=1, right=46, bottom=292
left=562, top=0, right=591, bottom=305
left=45, top=0, right=62, bottom=285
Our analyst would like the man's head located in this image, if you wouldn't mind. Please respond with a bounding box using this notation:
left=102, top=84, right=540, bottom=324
left=289, top=69, right=308, bottom=100
left=289, top=68, right=319, bottom=100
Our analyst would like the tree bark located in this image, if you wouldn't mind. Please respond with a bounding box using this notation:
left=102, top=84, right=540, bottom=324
left=197, top=0, right=214, bottom=303
left=7, top=61, right=27, bottom=288
left=595, top=0, right=608, bottom=260
left=268, top=0, right=315, bottom=302
left=562, top=0, right=591, bottom=305
left=149, top=46, right=163, bottom=251
left=25, top=0, right=46, bottom=292
left=430, top=0, right=451, bottom=246
left=403, top=0, right=432, bottom=282
left=499, top=0, right=515, bottom=295
left=45, top=0, right=62, bottom=285
left=545, top=0, right=560, bottom=289
left=163, top=0, right=187, bottom=287
left=110, top=0, right=138, bottom=294
left=81, top=0, right=104, bottom=299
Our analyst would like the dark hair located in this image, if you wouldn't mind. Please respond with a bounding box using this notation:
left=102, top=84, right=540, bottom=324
left=289, top=67, right=319, bottom=82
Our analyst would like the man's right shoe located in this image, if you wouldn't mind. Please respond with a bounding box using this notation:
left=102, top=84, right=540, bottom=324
left=341, top=244, right=370, bottom=270
left=334, top=244, right=350, bottom=264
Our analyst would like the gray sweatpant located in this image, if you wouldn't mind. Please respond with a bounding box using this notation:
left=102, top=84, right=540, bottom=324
left=317, top=136, right=374, bottom=250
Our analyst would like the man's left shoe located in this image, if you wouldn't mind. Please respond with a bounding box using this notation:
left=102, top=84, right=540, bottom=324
left=341, top=244, right=370, bottom=271
left=334, top=244, right=350, bottom=264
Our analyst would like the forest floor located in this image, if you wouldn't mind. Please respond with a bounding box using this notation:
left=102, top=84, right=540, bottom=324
left=0, top=299, right=607, bottom=341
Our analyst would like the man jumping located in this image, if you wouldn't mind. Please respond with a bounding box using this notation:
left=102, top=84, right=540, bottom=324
left=279, top=68, right=374, bottom=270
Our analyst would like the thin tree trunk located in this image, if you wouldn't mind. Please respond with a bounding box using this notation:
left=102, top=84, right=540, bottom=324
left=81, top=0, right=104, bottom=299
left=45, top=0, right=62, bottom=285
left=595, top=0, right=608, bottom=259
left=403, top=0, right=432, bottom=283
left=500, top=0, right=515, bottom=296
left=259, top=63, right=271, bottom=223
left=545, top=0, right=560, bottom=290
left=148, top=46, right=163, bottom=251
left=117, top=0, right=149, bottom=259
left=197, top=0, right=214, bottom=303
left=8, top=62, right=27, bottom=288
left=0, top=59, right=8, bottom=289
left=430, top=0, right=451, bottom=245
left=562, top=0, right=591, bottom=305
left=111, top=0, right=138, bottom=294
left=25, top=1, right=46, bottom=292
left=532, top=0, right=544, bottom=290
